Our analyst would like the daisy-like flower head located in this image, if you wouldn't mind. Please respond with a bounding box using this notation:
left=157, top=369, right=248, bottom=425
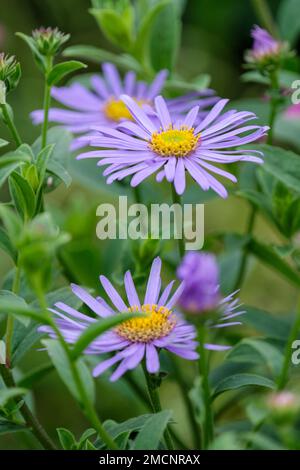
left=78, top=95, right=268, bottom=197
left=31, top=62, right=218, bottom=150
left=177, top=252, right=245, bottom=352
left=39, top=257, right=199, bottom=381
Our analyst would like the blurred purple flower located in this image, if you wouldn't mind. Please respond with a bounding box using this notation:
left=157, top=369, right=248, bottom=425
left=78, top=95, right=268, bottom=197
left=284, top=103, right=300, bottom=118
left=31, top=62, right=217, bottom=150
left=249, top=25, right=282, bottom=61
left=177, top=252, right=245, bottom=351
left=39, top=257, right=199, bottom=381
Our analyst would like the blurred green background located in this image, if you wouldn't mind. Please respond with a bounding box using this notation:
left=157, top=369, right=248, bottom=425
left=0, top=0, right=299, bottom=449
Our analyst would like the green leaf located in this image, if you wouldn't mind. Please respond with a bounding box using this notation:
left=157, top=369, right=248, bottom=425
left=0, top=418, right=27, bottom=435
left=0, top=152, right=31, bottom=169
left=0, top=290, right=30, bottom=327
left=0, top=204, right=22, bottom=244
left=243, top=305, right=291, bottom=340
left=0, top=299, right=51, bottom=325
left=248, top=237, right=300, bottom=287
left=96, top=414, right=155, bottom=448
left=132, top=410, right=172, bottom=450
left=90, top=8, right=133, bottom=51
left=150, top=2, right=181, bottom=71
left=47, top=61, right=87, bottom=87
left=16, top=32, right=46, bottom=72
left=278, top=0, right=300, bottom=44
left=63, top=45, right=141, bottom=73
left=242, top=432, right=285, bottom=450
left=133, top=0, right=170, bottom=60
left=226, top=338, right=284, bottom=377
left=35, top=144, right=54, bottom=182
left=71, top=312, right=144, bottom=360
left=165, top=74, right=211, bottom=92
left=0, top=227, right=17, bottom=261
left=57, top=427, right=76, bottom=450
left=0, top=163, right=22, bottom=188
left=11, top=319, right=45, bottom=366
left=213, top=373, right=275, bottom=398
left=0, top=387, right=28, bottom=408
left=258, top=144, right=300, bottom=195
left=0, top=138, right=9, bottom=148
left=9, top=171, right=36, bottom=219
left=42, top=339, right=95, bottom=404
left=17, top=362, right=54, bottom=388
left=47, top=160, right=72, bottom=187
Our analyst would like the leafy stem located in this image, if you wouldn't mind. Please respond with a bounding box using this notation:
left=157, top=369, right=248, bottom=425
left=171, top=184, right=185, bottom=259
left=197, top=322, right=214, bottom=449
left=143, top=364, right=174, bottom=450
left=35, top=286, right=118, bottom=450
left=0, top=365, right=57, bottom=450
left=41, top=57, right=53, bottom=149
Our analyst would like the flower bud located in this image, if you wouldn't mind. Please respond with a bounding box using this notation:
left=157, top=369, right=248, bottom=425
left=32, top=27, right=70, bottom=57
left=0, top=53, right=21, bottom=96
left=266, top=391, right=300, bottom=423
left=245, top=25, right=290, bottom=71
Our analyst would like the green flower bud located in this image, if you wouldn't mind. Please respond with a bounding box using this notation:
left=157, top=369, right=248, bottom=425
left=32, top=27, right=70, bottom=57
left=0, top=53, right=21, bottom=95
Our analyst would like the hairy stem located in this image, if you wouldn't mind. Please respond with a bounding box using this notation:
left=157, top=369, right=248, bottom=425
left=197, top=323, right=214, bottom=448
left=172, top=358, right=201, bottom=448
left=171, top=185, right=185, bottom=259
left=143, top=365, right=174, bottom=450
left=36, top=288, right=118, bottom=450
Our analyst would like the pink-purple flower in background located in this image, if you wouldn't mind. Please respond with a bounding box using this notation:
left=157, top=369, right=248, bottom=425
left=31, top=62, right=218, bottom=150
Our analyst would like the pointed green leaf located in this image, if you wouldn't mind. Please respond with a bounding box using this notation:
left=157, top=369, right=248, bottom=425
left=132, top=410, right=172, bottom=450
left=213, top=373, right=275, bottom=398
left=0, top=387, right=28, bottom=408
left=47, top=61, right=87, bottom=87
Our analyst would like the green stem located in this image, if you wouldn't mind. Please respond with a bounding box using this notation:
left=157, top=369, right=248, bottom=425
left=197, top=323, right=214, bottom=449
left=171, top=184, right=185, bottom=259
left=41, top=83, right=51, bottom=149
left=0, top=365, right=57, bottom=450
left=5, top=264, right=21, bottom=368
left=267, top=70, right=280, bottom=145
left=276, top=302, right=300, bottom=390
left=233, top=204, right=256, bottom=291
left=133, top=185, right=142, bottom=205
left=171, top=358, right=201, bottom=448
left=41, top=57, right=53, bottom=149
left=251, top=0, right=278, bottom=37
left=36, top=287, right=118, bottom=450
left=123, top=373, right=188, bottom=449
left=0, top=103, right=22, bottom=147
left=143, top=365, right=174, bottom=450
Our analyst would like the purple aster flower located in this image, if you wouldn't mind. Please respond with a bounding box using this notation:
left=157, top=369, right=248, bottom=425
left=39, top=257, right=199, bottom=381
left=177, top=252, right=245, bottom=352
left=77, top=95, right=268, bottom=197
left=248, top=25, right=283, bottom=61
left=31, top=62, right=218, bottom=150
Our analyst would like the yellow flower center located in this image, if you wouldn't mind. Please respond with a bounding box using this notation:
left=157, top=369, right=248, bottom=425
left=116, top=304, right=176, bottom=343
left=103, top=97, right=146, bottom=122
left=150, top=127, right=199, bottom=157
